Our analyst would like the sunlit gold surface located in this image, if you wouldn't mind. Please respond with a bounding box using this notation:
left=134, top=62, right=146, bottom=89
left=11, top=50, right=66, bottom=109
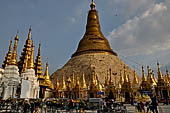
left=27, top=42, right=34, bottom=69
left=34, top=43, right=43, bottom=76
left=72, top=1, right=117, bottom=57
left=132, top=70, right=138, bottom=86
left=18, top=27, right=32, bottom=73
left=2, top=40, right=12, bottom=68
left=9, top=32, right=19, bottom=65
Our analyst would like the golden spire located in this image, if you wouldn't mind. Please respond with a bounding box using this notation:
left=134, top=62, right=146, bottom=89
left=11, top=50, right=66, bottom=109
left=119, top=70, right=124, bottom=85
left=142, top=66, right=147, bottom=81
left=152, top=70, right=157, bottom=85
left=132, top=70, right=138, bottom=86
left=62, top=75, right=66, bottom=90
left=21, top=53, right=29, bottom=73
left=90, top=0, right=95, bottom=10
left=76, top=73, right=80, bottom=85
left=34, top=43, right=43, bottom=76
left=9, top=31, right=19, bottom=65
left=28, top=26, right=31, bottom=40
left=157, top=62, right=163, bottom=80
left=18, top=27, right=32, bottom=73
left=44, top=58, right=50, bottom=81
left=164, top=75, right=169, bottom=84
left=82, top=72, right=87, bottom=89
left=124, top=65, right=129, bottom=82
left=56, top=76, right=60, bottom=90
left=2, top=40, right=12, bottom=68
left=27, top=42, right=34, bottom=69
left=72, top=0, right=117, bottom=57
left=147, top=66, right=151, bottom=81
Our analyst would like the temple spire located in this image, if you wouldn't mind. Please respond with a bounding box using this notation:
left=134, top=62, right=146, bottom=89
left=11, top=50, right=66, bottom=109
left=132, top=70, right=138, bottom=86
left=56, top=76, right=60, bottom=90
left=18, top=27, right=32, bottom=73
left=157, top=62, right=163, bottom=80
left=34, top=43, right=43, bottom=76
left=142, top=66, right=146, bottom=81
left=152, top=70, right=157, bottom=85
left=28, top=26, right=31, bottom=40
left=2, top=40, right=12, bottom=68
left=82, top=72, right=87, bottom=89
left=90, top=0, right=95, bottom=10
left=124, top=65, right=129, bottom=82
left=44, top=58, right=50, bottom=81
left=119, top=70, right=124, bottom=85
left=27, top=42, right=34, bottom=69
left=62, top=75, right=66, bottom=90
left=10, top=31, right=19, bottom=65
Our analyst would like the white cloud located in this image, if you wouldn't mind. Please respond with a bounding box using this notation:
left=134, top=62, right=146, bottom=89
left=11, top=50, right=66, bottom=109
left=108, top=2, right=170, bottom=56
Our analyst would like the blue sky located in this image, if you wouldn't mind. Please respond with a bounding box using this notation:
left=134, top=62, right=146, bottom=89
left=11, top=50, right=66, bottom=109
left=0, top=0, right=170, bottom=76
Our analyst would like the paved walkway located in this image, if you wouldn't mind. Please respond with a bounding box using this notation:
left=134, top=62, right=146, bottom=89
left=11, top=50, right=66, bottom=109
left=125, top=104, right=170, bottom=113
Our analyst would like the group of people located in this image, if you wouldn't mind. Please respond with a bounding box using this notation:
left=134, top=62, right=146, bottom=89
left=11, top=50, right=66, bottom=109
left=134, top=95, right=158, bottom=113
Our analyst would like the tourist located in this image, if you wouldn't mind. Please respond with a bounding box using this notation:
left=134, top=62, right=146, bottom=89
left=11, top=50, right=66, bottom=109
left=151, top=96, right=158, bottom=113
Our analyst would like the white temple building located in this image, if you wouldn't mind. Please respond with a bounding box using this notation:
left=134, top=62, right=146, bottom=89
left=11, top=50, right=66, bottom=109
left=0, top=27, right=53, bottom=100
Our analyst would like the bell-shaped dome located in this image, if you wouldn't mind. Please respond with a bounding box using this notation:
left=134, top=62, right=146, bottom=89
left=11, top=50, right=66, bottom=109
left=72, top=1, right=117, bottom=57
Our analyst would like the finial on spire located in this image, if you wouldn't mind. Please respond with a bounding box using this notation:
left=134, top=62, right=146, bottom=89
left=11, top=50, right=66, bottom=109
left=15, top=30, right=19, bottom=41
left=27, top=41, right=34, bottom=69
left=90, top=0, right=95, bottom=10
left=9, top=31, right=19, bottom=65
left=29, top=25, right=32, bottom=32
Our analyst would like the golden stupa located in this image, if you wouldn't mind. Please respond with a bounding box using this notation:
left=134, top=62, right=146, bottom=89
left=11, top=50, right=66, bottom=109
left=51, top=0, right=141, bottom=85
left=72, top=0, right=117, bottom=57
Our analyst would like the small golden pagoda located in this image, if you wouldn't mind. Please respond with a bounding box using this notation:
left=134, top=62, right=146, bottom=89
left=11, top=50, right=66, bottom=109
left=89, top=70, right=99, bottom=98
left=2, top=40, right=12, bottom=68
left=156, top=62, right=170, bottom=99
left=121, top=65, right=133, bottom=102
left=140, top=66, right=149, bottom=91
left=105, top=69, right=116, bottom=99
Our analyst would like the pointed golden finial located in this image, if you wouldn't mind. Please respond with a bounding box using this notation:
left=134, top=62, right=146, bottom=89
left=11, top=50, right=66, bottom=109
left=28, top=25, right=32, bottom=40
left=157, top=62, right=163, bottom=80
left=82, top=72, right=87, bottom=89
left=9, top=31, right=19, bottom=65
left=62, top=75, right=66, bottom=90
left=56, top=76, right=60, bottom=90
left=152, top=70, right=157, bottom=85
left=166, top=68, right=170, bottom=79
left=120, top=70, right=124, bottom=85
left=147, top=65, right=151, bottom=81
left=22, top=53, right=29, bottom=72
left=90, top=0, right=95, bottom=10
left=27, top=42, right=34, bottom=69
left=132, top=70, right=138, bottom=86
left=34, top=43, right=43, bottom=76
left=76, top=73, right=80, bottom=85
left=44, top=58, right=50, bottom=81
left=124, top=65, right=129, bottom=82
left=2, top=40, right=13, bottom=68
left=142, top=66, right=147, bottom=81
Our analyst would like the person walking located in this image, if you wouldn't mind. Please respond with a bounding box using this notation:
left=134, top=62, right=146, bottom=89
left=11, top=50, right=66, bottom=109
left=151, top=96, right=158, bottom=113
